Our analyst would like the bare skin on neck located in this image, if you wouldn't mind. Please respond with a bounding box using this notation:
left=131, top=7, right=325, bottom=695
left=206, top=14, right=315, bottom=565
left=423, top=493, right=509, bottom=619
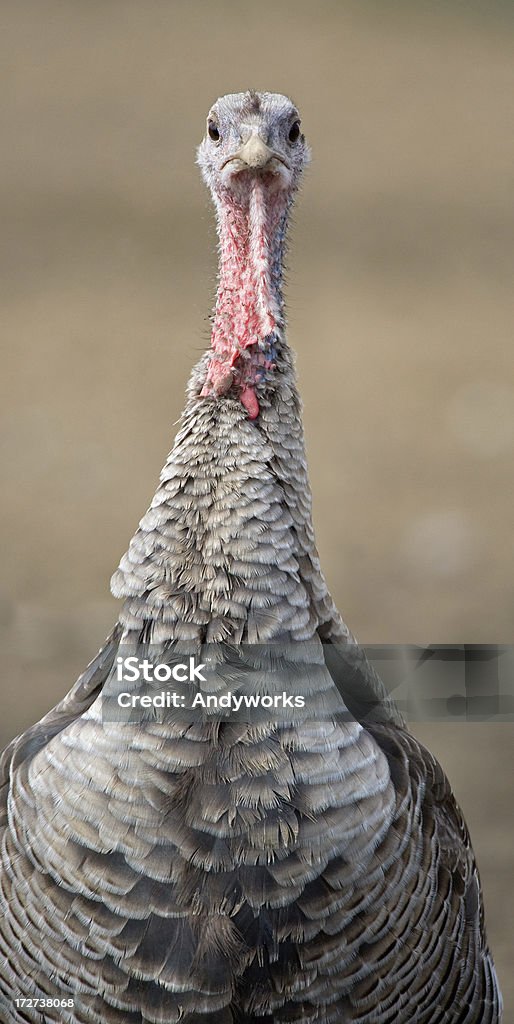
left=201, top=176, right=287, bottom=419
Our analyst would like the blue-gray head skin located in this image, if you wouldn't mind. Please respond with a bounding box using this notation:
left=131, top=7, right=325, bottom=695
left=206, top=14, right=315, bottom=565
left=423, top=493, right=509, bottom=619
left=197, top=90, right=310, bottom=197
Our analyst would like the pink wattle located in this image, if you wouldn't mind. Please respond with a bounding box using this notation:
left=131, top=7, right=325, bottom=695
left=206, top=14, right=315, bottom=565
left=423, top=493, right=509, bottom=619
left=202, top=176, right=285, bottom=419
left=240, top=386, right=260, bottom=420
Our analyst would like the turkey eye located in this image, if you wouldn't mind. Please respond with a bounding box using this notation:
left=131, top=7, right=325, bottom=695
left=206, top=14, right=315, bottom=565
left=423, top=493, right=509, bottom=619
left=288, top=121, right=301, bottom=143
left=208, top=121, right=220, bottom=142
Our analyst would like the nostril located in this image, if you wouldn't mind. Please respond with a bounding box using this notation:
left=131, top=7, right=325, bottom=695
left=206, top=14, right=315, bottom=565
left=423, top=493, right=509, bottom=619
left=241, top=126, right=268, bottom=144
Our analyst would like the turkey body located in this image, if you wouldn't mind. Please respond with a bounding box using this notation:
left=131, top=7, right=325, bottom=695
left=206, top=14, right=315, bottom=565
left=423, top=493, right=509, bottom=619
left=0, top=91, right=502, bottom=1024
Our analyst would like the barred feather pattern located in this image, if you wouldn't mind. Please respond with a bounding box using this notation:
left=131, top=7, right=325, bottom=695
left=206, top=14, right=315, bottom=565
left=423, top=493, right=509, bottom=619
left=0, top=343, right=501, bottom=1023
left=0, top=90, right=501, bottom=1024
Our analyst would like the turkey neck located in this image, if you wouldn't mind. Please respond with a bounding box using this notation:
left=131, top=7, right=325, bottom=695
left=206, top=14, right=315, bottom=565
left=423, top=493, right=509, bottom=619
left=112, top=175, right=345, bottom=646
left=201, top=176, right=290, bottom=420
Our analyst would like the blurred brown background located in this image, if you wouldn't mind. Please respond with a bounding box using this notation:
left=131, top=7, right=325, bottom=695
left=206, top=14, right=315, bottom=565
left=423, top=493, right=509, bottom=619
left=1, top=0, right=513, bottom=1011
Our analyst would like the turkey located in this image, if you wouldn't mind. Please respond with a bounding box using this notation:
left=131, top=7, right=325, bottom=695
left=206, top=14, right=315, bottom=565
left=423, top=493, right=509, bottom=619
left=0, top=91, right=502, bottom=1024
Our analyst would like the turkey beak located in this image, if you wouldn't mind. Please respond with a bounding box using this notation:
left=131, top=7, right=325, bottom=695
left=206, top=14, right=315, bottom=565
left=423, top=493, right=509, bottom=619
left=220, top=134, right=290, bottom=175
left=223, top=134, right=288, bottom=172
left=234, top=136, right=276, bottom=169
